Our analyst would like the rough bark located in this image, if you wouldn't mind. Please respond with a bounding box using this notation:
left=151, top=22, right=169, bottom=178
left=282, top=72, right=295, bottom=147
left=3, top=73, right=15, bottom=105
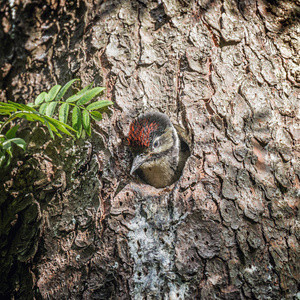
left=0, top=0, right=299, bottom=299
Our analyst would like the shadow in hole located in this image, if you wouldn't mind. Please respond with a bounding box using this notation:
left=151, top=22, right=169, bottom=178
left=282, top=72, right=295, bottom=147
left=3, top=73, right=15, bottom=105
left=238, top=0, right=300, bottom=32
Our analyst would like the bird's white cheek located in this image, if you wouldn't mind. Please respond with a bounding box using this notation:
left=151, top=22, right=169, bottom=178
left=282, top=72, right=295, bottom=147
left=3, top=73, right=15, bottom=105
left=152, top=139, right=173, bottom=153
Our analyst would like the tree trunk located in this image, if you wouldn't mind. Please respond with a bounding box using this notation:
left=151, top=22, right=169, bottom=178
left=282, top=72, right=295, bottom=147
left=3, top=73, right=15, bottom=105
left=0, top=0, right=299, bottom=299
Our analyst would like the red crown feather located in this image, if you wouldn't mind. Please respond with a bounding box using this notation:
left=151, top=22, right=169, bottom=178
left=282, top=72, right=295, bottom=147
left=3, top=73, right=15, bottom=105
left=128, top=118, right=159, bottom=148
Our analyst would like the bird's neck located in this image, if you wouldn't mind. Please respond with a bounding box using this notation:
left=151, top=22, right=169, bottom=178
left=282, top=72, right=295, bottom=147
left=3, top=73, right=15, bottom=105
left=139, top=155, right=177, bottom=188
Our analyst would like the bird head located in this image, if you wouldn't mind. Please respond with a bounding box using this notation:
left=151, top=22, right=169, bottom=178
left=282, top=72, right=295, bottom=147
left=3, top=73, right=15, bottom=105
left=128, top=112, right=179, bottom=176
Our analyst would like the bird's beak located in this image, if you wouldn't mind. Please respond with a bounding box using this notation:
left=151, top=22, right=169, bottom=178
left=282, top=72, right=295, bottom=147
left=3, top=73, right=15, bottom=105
left=130, top=153, right=149, bottom=175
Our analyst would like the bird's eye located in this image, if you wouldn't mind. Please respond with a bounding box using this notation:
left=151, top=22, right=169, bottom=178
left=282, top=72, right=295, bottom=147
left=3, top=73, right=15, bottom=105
left=153, top=140, right=159, bottom=148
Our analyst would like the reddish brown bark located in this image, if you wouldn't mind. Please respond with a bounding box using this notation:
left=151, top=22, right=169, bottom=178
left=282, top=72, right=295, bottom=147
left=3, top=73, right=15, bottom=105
left=0, top=0, right=299, bottom=299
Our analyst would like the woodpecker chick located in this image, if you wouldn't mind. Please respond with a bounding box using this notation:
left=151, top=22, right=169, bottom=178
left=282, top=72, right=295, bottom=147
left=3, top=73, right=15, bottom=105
left=128, top=112, right=189, bottom=188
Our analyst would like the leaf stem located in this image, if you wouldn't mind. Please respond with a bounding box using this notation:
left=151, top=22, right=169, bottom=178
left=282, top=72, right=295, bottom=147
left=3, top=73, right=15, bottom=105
left=0, top=112, right=21, bottom=134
